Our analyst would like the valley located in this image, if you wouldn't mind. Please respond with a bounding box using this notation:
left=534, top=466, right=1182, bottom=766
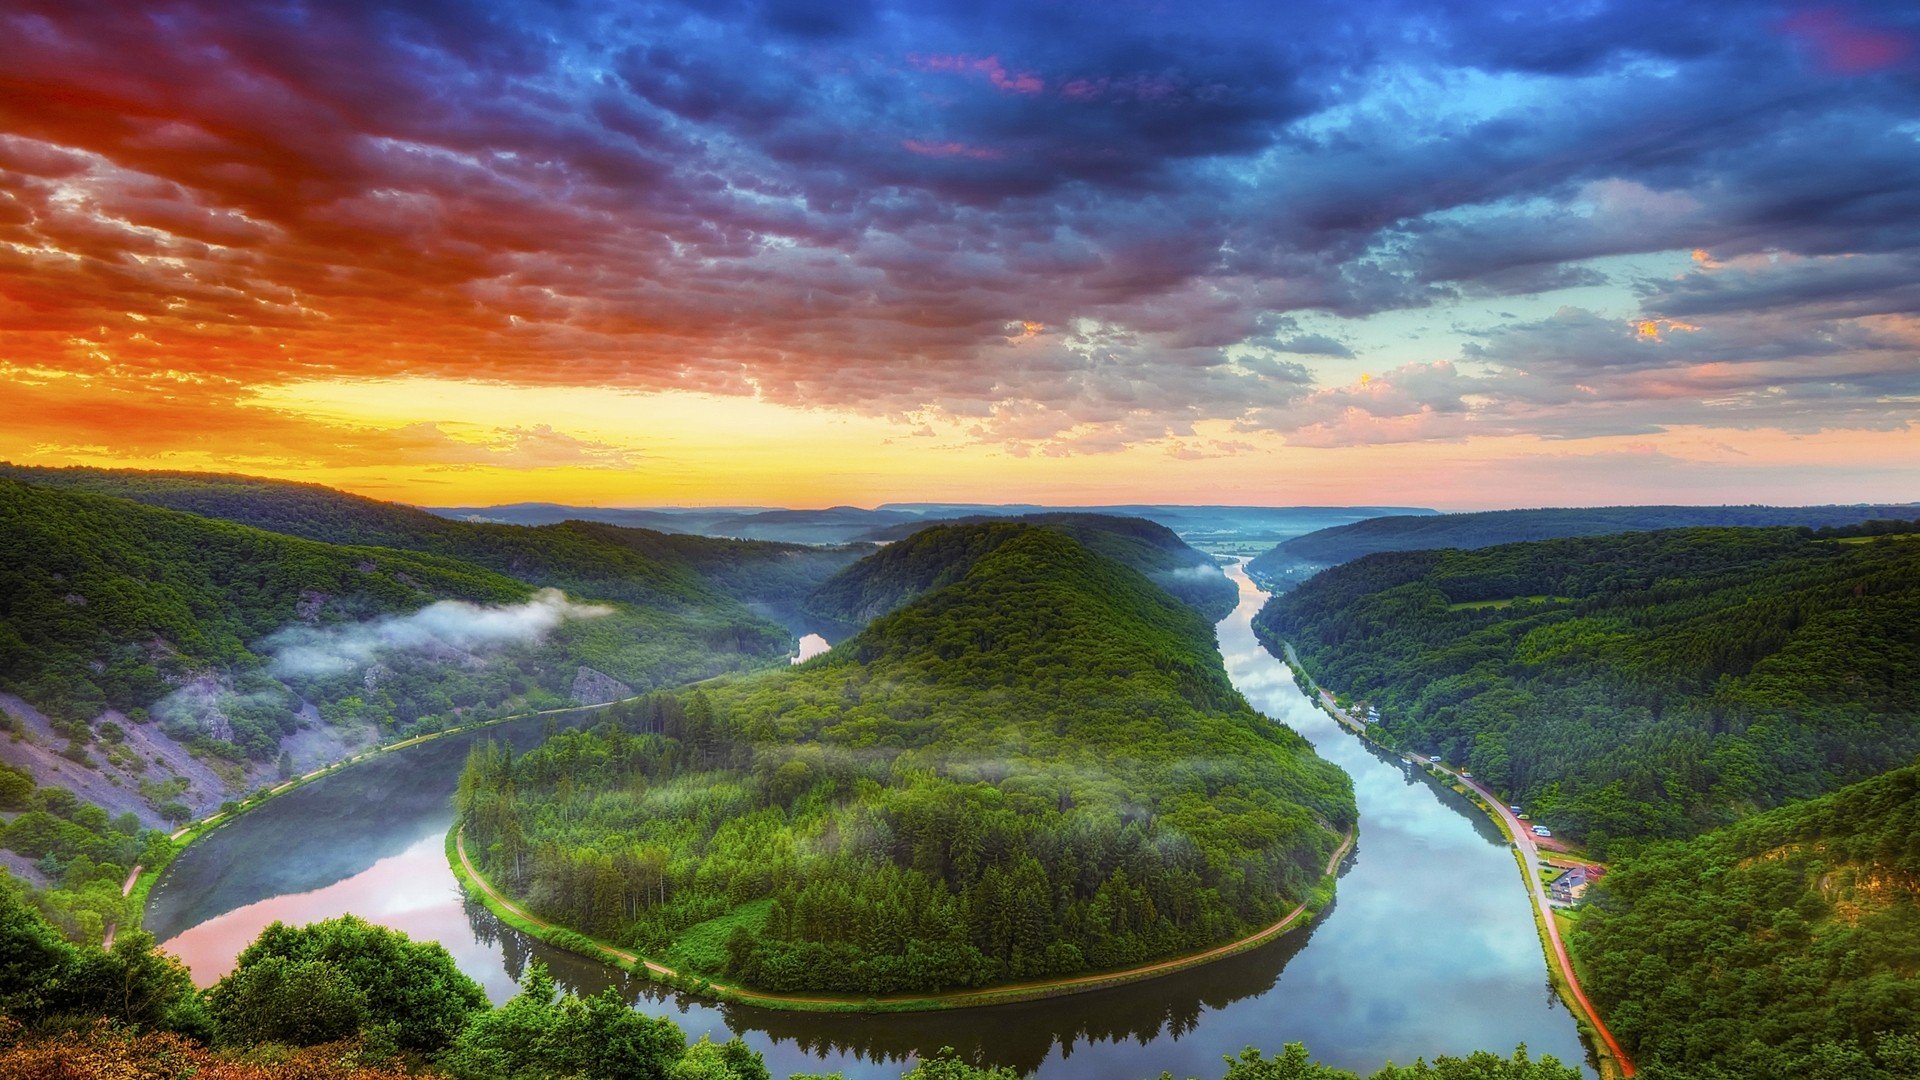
left=134, top=560, right=1593, bottom=1077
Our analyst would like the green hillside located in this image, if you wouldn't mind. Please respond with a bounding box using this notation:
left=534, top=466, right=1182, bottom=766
left=1574, top=763, right=1920, bottom=1079
left=1250, top=504, right=1920, bottom=580
left=0, top=464, right=865, bottom=611
left=1255, top=525, right=1920, bottom=854
left=810, top=514, right=1236, bottom=624
left=458, top=525, right=1354, bottom=996
left=0, top=478, right=790, bottom=754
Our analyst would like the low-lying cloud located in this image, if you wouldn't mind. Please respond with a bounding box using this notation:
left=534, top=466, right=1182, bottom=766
left=266, top=589, right=613, bottom=678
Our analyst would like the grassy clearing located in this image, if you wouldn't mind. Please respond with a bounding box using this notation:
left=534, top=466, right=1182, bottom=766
left=1445, top=594, right=1569, bottom=611
left=665, top=899, right=773, bottom=973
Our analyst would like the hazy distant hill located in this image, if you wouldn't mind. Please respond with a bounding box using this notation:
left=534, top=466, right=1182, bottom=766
left=832, top=513, right=1239, bottom=621
left=1256, top=525, right=1920, bottom=854
left=1250, top=504, right=1920, bottom=582
left=427, top=499, right=1436, bottom=550
left=458, top=523, right=1354, bottom=995
left=0, top=464, right=865, bottom=612
left=432, top=501, right=936, bottom=544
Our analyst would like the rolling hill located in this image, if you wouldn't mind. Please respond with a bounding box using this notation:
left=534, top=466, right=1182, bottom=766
left=1248, top=504, right=1920, bottom=584
left=0, top=477, right=795, bottom=829
left=1574, top=762, right=1920, bottom=1080
left=1255, top=525, right=1920, bottom=854
left=0, top=464, right=867, bottom=613
left=815, top=514, right=1238, bottom=622
left=457, top=524, right=1355, bottom=996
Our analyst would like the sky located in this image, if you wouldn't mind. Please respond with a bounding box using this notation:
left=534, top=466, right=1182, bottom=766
left=1, top=0, right=1917, bottom=509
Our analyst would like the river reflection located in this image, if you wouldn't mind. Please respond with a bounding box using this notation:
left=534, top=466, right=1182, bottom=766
left=150, top=564, right=1592, bottom=1078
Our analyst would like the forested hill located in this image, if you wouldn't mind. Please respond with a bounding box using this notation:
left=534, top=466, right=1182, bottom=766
left=809, top=514, right=1236, bottom=624
left=1255, top=526, right=1920, bottom=855
left=0, top=478, right=793, bottom=830
left=0, top=463, right=866, bottom=610
left=1250, top=503, right=1920, bottom=577
left=459, top=524, right=1355, bottom=996
left=1574, top=763, right=1920, bottom=1080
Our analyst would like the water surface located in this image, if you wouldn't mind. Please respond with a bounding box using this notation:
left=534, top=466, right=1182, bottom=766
left=150, top=566, right=1591, bottom=1077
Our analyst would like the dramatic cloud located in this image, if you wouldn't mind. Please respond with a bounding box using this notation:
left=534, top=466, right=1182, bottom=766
left=1, top=0, right=1916, bottom=459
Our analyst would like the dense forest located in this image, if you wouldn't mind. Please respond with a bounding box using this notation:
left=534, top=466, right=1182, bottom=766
left=459, top=525, right=1354, bottom=996
left=1255, top=525, right=1920, bottom=855
left=1250, top=504, right=1920, bottom=580
left=827, top=514, right=1237, bottom=621
left=0, top=478, right=791, bottom=741
left=0, top=477, right=819, bottom=935
left=0, top=463, right=868, bottom=612
left=1573, top=763, right=1920, bottom=1079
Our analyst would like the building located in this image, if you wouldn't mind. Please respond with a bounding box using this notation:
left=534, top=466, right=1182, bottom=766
left=1549, top=866, right=1590, bottom=903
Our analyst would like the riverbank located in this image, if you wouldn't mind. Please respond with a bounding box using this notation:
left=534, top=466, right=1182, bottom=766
left=449, top=821, right=1355, bottom=1014
left=124, top=693, right=650, bottom=941
left=1270, top=641, right=1633, bottom=1080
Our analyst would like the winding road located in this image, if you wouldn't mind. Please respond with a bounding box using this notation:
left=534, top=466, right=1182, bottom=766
left=1297, top=671, right=1636, bottom=1078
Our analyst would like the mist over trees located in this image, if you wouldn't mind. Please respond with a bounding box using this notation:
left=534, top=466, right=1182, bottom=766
left=459, top=525, right=1353, bottom=995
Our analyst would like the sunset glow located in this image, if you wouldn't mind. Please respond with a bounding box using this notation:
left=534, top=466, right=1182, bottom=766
left=3, top=1, right=1917, bottom=508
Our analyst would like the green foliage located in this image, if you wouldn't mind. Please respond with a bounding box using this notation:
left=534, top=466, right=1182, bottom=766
left=462, top=525, right=1353, bottom=996
left=1147, top=1043, right=1581, bottom=1080
left=0, top=473, right=805, bottom=778
left=668, top=1034, right=775, bottom=1080
left=440, top=962, right=689, bottom=1080
left=0, top=462, right=863, bottom=612
left=902, top=1047, right=1021, bottom=1079
left=1258, top=525, right=1920, bottom=853
left=834, top=514, right=1237, bottom=620
left=0, top=873, right=200, bottom=1035
left=1254, top=504, right=1920, bottom=571
left=1574, top=764, right=1920, bottom=1080
left=0, top=784, right=170, bottom=943
left=209, top=955, right=370, bottom=1047
left=220, top=915, right=488, bottom=1051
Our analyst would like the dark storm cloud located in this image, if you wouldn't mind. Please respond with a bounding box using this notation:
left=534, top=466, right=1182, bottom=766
left=1, top=0, right=1915, bottom=450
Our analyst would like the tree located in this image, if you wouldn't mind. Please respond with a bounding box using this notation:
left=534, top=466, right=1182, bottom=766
left=208, top=955, right=367, bottom=1046
left=441, top=962, right=688, bottom=1080
left=224, top=914, right=486, bottom=1051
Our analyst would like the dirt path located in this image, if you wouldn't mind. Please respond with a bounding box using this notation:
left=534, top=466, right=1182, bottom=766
left=101, top=864, right=142, bottom=950
left=456, top=824, right=1355, bottom=1011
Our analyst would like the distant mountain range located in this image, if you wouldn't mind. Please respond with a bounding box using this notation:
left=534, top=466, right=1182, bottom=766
left=1249, top=503, right=1920, bottom=585
left=429, top=500, right=1436, bottom=549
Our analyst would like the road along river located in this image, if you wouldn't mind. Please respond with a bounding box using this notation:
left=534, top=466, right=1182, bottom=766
left=146, top=563, right=1591, bottom=1078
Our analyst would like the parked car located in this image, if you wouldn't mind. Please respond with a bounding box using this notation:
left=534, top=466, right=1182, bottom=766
left=1532, top=825, right=1553, bottom=837
left=1508, top=805, right=1524, bottom=814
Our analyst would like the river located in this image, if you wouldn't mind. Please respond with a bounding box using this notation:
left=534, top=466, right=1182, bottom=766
left=147, top=564, right=1592, bottom=1077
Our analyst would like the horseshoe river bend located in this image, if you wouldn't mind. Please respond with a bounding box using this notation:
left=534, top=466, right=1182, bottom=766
left=144, top=564, right=1592, bottom=1078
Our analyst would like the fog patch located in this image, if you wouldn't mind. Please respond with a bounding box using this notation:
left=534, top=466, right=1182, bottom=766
left=1155, top=564, right=1228, bottom=581
left=265, top=589, right=612, bottom=678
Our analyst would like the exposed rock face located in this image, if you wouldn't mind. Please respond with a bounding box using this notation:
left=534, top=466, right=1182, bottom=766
left=570, top=665, right=633, bottom=706
left=295, top=590, right=330, bottom=621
